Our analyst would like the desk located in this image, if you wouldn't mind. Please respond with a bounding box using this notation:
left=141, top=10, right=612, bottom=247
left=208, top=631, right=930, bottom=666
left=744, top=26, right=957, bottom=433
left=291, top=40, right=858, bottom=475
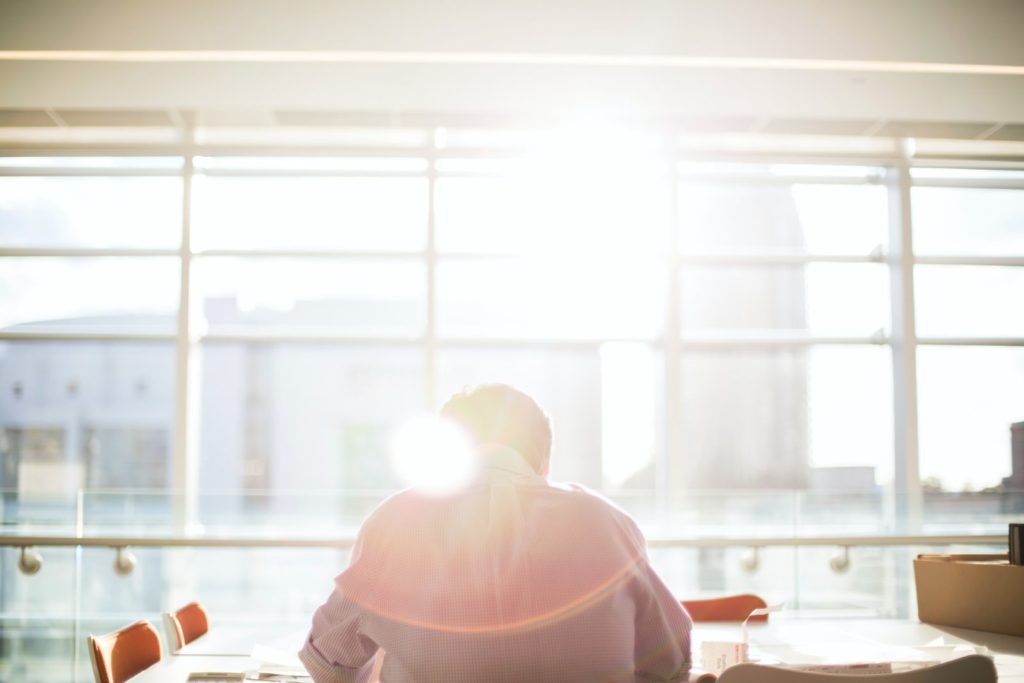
left=129, top=618, right=1024, bottom=682
left=176, top=622, right=307, bottom=657
left=699, top=618, right=1024, bottom=681
left=129, top=655, right=258, bottom=683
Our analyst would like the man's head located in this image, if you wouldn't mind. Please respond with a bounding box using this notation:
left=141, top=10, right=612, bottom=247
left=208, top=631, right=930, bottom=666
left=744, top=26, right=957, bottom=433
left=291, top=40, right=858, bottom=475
left=441, top=383, right=552, bottom=476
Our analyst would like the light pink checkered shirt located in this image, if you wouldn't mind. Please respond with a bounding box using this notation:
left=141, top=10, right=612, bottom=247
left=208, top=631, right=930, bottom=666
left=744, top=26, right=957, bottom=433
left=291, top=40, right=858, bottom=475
left=300, top=448, right=692, bottom=682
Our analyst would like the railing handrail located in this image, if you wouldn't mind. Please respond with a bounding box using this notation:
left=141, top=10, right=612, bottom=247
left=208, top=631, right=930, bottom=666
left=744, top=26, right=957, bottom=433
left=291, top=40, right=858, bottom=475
left=0, top=533, right=1005, bottom=550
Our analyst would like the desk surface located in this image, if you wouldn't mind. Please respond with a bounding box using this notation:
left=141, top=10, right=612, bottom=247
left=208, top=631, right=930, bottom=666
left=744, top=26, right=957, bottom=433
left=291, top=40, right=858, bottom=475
left=129, top=655, right=258, bottom=683
left=131, top=617, right=1024, bottom=682
left=702, top=618, right=1024, bottom=681
left=176, top=622, right=308, bottom=657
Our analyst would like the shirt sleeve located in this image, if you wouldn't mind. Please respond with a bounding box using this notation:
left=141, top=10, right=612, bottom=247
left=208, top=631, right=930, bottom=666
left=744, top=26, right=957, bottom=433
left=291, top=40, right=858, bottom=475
left=299, top=531, right=381, bottom=683
left=625, top=519, right=693, bottom=682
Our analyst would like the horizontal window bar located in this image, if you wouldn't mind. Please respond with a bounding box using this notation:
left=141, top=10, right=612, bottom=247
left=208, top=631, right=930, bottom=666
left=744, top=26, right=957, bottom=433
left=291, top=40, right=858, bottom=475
left=11, top=250, right=1013, bottom=266
left=676, top=174, right=884, bottom=186
left=0, top=533, right=1003, bottom=550
left=0, top=144, right=439, bottom=158
left=199, top=331, right=425, bottom=345
left=431, top=252, right=884, bottom=264
left=192, top=248, right=424, bottom=259
left=674, top=151, right=902, bottom=168
left=0, top=167, right=184, bottom=177
left=0, top=247, right=180, bottom=257
left=680, top=333, right=887, bottom=347
left=910, top=157, right=1024, bottom=172
left=677, top=252, right=885, bottom=265
left=914, top=256, right=1024, bottom=267
left=0, top=331, right=898, bottom=347
left=17, top=249, right=1002, bottom=266
left=917, top=337, right=1024, bottom=346
left=0, top=330, right=175, bottom=342
left=910, top=178, right=1024, bottom=190
left=437, top=336, right=886, bottom=348
left=195, top=168, right=427, bottom=178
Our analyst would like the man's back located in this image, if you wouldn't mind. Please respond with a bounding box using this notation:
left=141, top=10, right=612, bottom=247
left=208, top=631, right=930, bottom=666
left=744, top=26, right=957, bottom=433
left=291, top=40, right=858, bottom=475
left=301, top=448, right=692, bottom=683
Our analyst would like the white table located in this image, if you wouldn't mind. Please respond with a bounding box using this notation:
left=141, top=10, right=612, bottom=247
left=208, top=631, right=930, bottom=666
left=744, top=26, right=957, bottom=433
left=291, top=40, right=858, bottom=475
left=698, top=617, right=1024, bottom=681
left=130, top=623, right=308, bottom=683
left=129, top=655, right=259, bottom=683
left=176, top=622, right=308, bottom=657
left=129, top=617, right=1024, bottom=681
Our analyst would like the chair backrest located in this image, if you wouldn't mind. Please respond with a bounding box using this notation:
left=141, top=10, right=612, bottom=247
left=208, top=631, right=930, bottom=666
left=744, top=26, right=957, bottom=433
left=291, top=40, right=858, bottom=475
left=716, top=654, right=997, bottom=683
left=681, top=594, right=768, bottom=623
left=87, top=620, right=162, bottom=683
left=165, top=600, right=209, bottom=651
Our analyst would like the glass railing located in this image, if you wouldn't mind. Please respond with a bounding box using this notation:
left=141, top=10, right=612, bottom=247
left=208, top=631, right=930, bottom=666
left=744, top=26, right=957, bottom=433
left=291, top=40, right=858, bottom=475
left=0, top=488, right=1014, bottom=682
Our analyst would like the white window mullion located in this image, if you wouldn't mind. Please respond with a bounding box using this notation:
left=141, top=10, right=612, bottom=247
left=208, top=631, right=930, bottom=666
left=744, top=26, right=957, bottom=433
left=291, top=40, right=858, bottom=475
left=887, top=140, right=923, bottom=533
left=172, top=150, right=197, bottom=532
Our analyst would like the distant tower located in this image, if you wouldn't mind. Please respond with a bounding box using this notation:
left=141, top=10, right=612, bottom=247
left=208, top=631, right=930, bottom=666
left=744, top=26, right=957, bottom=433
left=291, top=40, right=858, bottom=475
left=1003, top=421, right=1024, bottom=490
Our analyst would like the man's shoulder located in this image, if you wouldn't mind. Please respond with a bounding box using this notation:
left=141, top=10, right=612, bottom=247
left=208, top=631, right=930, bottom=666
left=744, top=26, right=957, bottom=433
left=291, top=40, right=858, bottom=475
left=546, top=481, right=644, bottom=528
left=361, top=487, right=435, bottom=525
left=359, top=481, right=644, bottom=541
left=550, top=480, right=629, bottom=509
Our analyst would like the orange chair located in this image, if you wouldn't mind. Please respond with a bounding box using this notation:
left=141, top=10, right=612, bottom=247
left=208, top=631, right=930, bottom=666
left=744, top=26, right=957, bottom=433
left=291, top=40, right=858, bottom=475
left=87, top=620, right=162, bottom=683
left=163, top=601, right=210, bottom=652
left=681, top=594, right=768, bottom=623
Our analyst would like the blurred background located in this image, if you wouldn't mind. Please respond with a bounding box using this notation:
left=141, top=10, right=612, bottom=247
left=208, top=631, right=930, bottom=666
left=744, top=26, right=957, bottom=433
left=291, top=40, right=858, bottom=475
left=1, top=1, right=1023, bottom=680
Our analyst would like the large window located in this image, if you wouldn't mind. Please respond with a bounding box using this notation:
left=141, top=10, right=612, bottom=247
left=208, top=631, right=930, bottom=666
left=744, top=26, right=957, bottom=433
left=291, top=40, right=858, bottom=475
left=2, top=147, right=1022, bottom=518
left=912, top=168, right=1024, bottom=494
left=0, top=157, right=181, bottom=535
left=2, top=136, right=1022, bottom=681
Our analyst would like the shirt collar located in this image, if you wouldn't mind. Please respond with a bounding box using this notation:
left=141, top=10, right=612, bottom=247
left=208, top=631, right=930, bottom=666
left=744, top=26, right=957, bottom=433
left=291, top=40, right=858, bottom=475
left=478, top=445, right=543, bottom=483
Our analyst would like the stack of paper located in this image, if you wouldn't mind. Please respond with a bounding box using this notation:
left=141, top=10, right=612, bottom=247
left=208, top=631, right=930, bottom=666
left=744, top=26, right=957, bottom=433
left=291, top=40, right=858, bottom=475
left=250, top=644, right=311, bottom=682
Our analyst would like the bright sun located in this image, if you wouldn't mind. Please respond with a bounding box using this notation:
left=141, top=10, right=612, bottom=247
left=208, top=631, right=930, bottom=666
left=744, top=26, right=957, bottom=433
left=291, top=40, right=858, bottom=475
left=388, top=415, right=479, bottom=496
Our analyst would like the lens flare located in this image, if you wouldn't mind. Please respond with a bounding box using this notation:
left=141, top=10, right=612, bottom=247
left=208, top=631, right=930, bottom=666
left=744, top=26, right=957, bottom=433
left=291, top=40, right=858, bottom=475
left=389, top=415, right=478, bottom=496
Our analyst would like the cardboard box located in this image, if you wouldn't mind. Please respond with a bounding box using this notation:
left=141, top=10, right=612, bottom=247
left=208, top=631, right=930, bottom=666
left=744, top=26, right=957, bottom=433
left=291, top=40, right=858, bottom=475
left=914, top=553, right=1024, bottom=636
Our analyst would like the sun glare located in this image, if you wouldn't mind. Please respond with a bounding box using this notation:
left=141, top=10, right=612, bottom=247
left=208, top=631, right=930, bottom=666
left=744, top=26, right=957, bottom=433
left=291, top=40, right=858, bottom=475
left=389, top=415, right=479, bottom=496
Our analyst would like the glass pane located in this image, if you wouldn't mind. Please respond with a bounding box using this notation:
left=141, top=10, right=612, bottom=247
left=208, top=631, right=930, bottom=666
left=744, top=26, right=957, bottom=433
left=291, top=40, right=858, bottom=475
left=806, top=347, right=893, bottom=478
left=191, top=176, right=427, bottom=251
left=197, top=343, right=423, bottom=531
left=915, top=265, right=1024, bottom=337
left=682, top=264, right=889, bottom=335
left=437, top=258, right=666, bottom=339
left=918, top=346, right=1024, bottom=491
left=0, top=257, right=179, bottom=333
left=191, top=257, right=425, bottom=336
left=648, top=545, right=795, bottom=608
left=677, top=347, right=893, bottom=489
left=794, top=545, right=892, bottom=614
left=922, top=492, right=1024, bottom=534
left=679, top=183, right=887, bottom=254
left=0, top=544, right=78, bottom=680
left=913, top=186, right=1024, bottom=256
left=0, top=176, right=182, bottom=248
left=0, top=341, right=175, bottom=503
left=435, top=166, right=670, bottom=255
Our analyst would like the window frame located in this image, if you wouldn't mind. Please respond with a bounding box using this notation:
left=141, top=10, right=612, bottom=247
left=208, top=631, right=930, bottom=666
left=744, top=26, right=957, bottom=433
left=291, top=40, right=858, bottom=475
left=1, top=140, right=1022, bottom=532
